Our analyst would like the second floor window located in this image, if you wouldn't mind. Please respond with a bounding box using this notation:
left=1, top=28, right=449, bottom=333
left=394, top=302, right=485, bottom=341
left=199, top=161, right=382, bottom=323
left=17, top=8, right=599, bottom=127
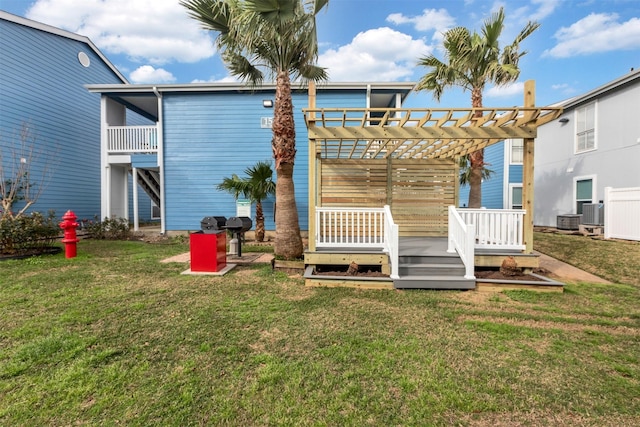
left=576, top=103, right=596, bottom=153
left=510, top=139, right=523, bottom=164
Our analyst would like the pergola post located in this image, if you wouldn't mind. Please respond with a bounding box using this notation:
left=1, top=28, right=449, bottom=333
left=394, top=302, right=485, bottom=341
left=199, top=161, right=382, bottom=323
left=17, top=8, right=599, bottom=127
left=307, top=81, right=317, bottom=252
left=523, top=80, right=535, bottom=254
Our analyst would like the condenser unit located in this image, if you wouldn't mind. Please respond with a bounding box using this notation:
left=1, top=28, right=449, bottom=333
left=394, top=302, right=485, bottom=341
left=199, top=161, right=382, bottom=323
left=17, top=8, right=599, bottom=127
left=557, top=214, right=582, bottom=230
left=582, top=203, right=604, bottom=226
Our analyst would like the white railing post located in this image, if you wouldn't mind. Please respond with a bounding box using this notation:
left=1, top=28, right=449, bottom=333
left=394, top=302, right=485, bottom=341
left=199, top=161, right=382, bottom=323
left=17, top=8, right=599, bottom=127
left=464, top=223, right=476, bottom=279
left=383, top=205, right=399, bottom=279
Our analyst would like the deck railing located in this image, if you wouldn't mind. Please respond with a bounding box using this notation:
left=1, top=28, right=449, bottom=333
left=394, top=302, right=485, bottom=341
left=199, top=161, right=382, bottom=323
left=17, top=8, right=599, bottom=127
left=107, top=125, right=158, bottom=154
left=316, top=207, right=386, bottom=248
left=315, top=206, right=399, bottom=278
left=447, top=206, right=476, bottom=279
left=457, top=208, right=526, bottom=250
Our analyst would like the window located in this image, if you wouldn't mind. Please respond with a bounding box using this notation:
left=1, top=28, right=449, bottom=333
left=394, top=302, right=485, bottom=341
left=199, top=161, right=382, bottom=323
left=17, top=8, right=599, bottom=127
left=510, top=139, right=523, bottom=164
left=509, top=184, right=523, bottom=209
left=151, top=201, right=160, bottom=219
left=575, top=178, right=593, bottom=214
left=576, top=103, right=596, bottom=153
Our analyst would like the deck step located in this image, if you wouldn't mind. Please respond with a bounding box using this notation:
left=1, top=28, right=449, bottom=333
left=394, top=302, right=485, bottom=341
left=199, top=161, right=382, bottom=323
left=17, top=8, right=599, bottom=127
left=398, top=254, right=461, bottom=265
left=398, top=263, right=466, bottom=276
left=393, top=275, right=475, bottom=290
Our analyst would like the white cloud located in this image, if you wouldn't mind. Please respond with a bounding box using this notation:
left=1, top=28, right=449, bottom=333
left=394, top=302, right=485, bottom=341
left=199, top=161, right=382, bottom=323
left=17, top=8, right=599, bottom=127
left=26, top=0, right=215, bottom=64
left=544, top=13, right=640, bottom=58
left=191, top=75, right=239, bottom=84
left=319, top=27, right=431, bottom=82
left=129, top=65, right=176, bottom=84
left=485, top=82, right=524, bottom=98
left=386, top=8, right=456, bottom=34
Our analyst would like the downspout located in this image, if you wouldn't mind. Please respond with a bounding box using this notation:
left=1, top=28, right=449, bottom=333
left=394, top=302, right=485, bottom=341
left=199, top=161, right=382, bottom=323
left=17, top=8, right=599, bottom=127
left=153, top=86, right=166, bottom=234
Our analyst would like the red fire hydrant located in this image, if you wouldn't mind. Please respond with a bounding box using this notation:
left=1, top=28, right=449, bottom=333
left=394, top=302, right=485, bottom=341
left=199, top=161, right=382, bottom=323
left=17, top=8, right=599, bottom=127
left=60, top=210, right=79, bottom=258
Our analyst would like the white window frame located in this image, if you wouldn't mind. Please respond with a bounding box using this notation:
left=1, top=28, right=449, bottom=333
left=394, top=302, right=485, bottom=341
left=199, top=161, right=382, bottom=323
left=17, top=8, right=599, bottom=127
left=574, top=102, right=597, bottom=154
left=573, top=175, right=597, bottom=215
left=508, top=183, right=523, bottom=210
left=508, top=138, right=524, bottom=165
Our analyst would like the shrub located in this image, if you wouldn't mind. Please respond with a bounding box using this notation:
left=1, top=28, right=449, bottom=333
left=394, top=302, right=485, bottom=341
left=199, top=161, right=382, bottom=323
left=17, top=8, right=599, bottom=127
left=85, top=216, right=131, bottom=240
left=0, top=210, right=59, bottom=255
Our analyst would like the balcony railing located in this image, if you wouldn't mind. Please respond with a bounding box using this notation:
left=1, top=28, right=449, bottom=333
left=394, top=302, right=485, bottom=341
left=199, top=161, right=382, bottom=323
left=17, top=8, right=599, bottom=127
left=107, top=125, right=158, bottom=154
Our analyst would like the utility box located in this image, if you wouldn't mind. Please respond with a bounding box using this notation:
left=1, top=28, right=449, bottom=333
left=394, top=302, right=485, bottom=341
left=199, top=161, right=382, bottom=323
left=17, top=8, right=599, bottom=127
left=190, top=231, right=227, bottom=272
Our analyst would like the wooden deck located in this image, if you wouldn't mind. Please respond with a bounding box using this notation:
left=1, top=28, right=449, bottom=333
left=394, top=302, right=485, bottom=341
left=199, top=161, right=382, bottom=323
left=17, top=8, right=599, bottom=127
left=305, top=237, right=563, bottom=292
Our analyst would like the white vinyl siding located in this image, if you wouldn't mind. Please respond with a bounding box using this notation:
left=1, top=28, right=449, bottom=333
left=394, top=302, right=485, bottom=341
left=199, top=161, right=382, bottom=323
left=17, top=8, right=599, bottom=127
left=575, top=103, right=596, bottom=153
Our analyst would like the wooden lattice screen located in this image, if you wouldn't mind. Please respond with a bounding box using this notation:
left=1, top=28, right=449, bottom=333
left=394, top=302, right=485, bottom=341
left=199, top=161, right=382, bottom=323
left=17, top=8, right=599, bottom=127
left=320, top=158, right=456, bottom=236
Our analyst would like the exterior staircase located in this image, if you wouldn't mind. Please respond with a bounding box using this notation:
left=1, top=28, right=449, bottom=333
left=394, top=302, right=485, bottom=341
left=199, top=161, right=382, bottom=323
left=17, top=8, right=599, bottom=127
left=133, top=169, right=160, bottom=207
left=392, top=238, right=476, bottom=290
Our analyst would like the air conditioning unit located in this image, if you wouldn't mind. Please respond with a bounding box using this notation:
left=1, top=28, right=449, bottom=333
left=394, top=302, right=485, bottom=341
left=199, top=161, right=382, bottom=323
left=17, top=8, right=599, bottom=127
left=582, top=203, right=604, bottom=226
left=557, top=214, right=582, bottom=230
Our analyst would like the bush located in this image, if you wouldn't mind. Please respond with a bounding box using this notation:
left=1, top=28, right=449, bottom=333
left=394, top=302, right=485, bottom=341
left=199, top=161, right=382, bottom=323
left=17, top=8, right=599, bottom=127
left=0, top=210, right=59, bottom=255
left=85, top=216, right=131, bottom=240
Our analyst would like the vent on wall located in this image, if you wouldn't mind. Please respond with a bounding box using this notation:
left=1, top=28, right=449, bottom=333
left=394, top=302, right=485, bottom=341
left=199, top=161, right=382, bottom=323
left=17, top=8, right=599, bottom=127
left=557, top=214, right=582, bottom=230
left=582, top=203, right=604, bottom=226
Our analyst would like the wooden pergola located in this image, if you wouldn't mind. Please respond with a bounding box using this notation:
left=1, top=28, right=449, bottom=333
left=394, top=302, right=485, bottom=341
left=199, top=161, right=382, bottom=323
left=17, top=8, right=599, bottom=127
left=303, top=80, right=562, bottom=252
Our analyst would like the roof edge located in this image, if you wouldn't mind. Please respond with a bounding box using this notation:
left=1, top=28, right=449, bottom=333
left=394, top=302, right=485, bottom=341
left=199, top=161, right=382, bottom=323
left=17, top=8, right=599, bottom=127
left=559, top=67, right=640, bottom=109
left=86, top=81, right=417, bottom=93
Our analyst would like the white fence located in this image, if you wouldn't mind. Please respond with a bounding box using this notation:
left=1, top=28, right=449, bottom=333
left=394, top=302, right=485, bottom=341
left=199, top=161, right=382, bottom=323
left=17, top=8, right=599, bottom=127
left=107, top=125, right=158, bottom=153
left=457, top=208, right=526, bottom=250
left=605, top=187, right=640, bottom=241
left=447, top=206, right=476, bottom=279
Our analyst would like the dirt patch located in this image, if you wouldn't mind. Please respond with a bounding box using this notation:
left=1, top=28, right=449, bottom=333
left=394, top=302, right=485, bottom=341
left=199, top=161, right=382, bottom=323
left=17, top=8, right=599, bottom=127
left=312, top=264, right=388, bottom=277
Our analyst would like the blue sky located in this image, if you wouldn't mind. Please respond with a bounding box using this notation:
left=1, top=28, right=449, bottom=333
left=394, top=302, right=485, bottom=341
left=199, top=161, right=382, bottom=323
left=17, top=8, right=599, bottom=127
left=1, top=0, right=639, bottom=108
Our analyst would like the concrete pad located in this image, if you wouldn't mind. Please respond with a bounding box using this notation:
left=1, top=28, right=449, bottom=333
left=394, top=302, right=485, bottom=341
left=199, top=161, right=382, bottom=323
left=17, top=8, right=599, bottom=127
left=536, top=251, right=610, bottom=284
left=181, top=264, right=236, bottom=276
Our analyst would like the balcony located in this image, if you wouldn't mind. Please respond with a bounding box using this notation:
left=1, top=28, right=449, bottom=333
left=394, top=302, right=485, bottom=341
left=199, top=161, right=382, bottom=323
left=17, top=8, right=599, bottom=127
left=107, top=126, right=158, bottom=154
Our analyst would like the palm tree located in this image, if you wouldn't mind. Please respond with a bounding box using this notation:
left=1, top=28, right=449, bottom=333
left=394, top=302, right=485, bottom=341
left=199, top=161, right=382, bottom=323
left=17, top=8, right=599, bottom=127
left=181, top=0, right=329, bottom=259
left=415, top=7, right=539, bottom=208
left=217, top=161, right=276, bottom=242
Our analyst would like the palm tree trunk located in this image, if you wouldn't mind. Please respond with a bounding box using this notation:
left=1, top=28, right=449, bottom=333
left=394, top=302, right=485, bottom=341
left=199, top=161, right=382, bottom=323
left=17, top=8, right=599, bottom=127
left=255, top=200, right=265, bottom=242
left=272, top=71, right=303, bottom=259
left=468, top=88, right=485, bottom=208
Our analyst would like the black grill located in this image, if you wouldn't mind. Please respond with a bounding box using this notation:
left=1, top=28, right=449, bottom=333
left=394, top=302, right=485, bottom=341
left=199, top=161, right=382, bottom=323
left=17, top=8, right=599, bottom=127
left=200, top=216, right=227, bottom=233
left=224, top=216, right=252, bottom=233
left=224, top=216, right=252, bottom=257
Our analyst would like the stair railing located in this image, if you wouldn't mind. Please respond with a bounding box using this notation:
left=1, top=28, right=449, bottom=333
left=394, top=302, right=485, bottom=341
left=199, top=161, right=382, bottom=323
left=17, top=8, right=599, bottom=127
left=383, top=205, right=399, bottom=279
left=447, top=206, right=476, bottom=279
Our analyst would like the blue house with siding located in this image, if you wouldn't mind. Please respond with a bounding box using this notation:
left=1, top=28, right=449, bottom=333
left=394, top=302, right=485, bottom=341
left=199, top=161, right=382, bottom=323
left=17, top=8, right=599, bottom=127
left=458, top=139, right=524, bottom=210
left=86, top=82, right=415, bottom=234
left=0, top=11, right=138, bottom=220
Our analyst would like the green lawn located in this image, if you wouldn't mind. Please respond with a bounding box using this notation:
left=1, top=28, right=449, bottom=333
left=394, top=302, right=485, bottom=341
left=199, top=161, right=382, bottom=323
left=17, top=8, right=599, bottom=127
left=1, top=237, right=639, bottom=426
